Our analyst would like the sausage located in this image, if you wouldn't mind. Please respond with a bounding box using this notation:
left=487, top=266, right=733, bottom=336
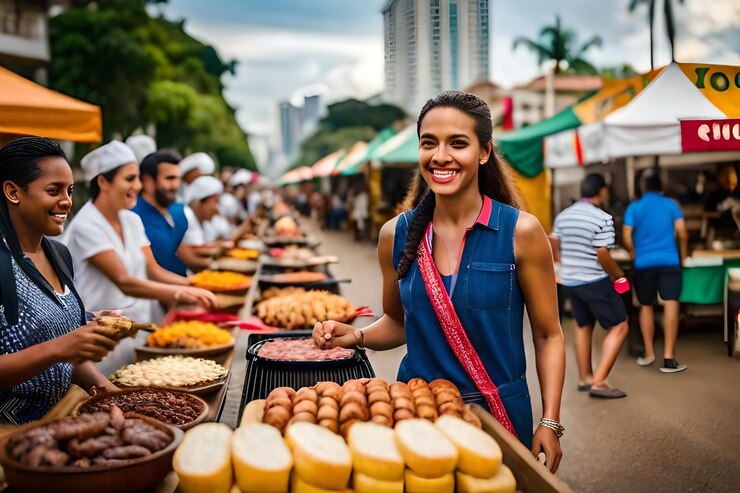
left=103, top=445, right=152, bottom=460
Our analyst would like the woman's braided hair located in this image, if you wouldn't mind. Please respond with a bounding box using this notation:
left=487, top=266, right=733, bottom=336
left=395, top=91, right=521, bottom=280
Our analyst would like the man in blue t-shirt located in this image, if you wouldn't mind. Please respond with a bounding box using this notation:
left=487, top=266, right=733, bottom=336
left=132, top=151, right=190, bottom=276
left=623, top=170, right=689, bottom=373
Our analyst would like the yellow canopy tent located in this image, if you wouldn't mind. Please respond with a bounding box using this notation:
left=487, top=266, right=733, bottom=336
left=0, top=66, right=102, bottom=143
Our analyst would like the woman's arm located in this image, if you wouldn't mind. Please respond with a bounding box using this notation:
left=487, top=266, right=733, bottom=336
left=0, top=324, right=116, bottom=389
left=143, top=247, right=188, bottom=285
left=72, top=361, right=117, bottom=392
left=314, top=217, right=406, bottom=350
left=88, top=250, right=216, bottom=308
left=515, top=212, right=565, bottom=473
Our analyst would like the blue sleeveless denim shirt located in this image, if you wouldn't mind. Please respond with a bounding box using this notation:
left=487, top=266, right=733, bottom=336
left=393, top=196, right=533, bottom=446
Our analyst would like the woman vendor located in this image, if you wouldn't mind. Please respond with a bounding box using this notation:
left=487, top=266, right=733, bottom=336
left=62, top=141, right=216, bottom=375
left=0, top=137, right=118, bottom=425
left=314, top=91, right=566, bottom=472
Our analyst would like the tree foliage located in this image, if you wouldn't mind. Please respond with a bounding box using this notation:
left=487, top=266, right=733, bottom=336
left=293, top=98, right=405, bottom=168
left=512, top=16, right=602, bottom=74
left=47, top=0, right=256, bottom=170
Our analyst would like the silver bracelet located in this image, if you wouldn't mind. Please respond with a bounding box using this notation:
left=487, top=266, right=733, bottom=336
left=539, top=418, right=564, bottom=438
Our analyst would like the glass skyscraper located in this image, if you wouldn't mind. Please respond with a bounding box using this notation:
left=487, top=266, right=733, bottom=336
left=382, top=0, right=490, bottom=116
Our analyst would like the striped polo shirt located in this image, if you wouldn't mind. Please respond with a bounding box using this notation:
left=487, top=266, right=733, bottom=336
left=552, top=201, right=615, bottom=285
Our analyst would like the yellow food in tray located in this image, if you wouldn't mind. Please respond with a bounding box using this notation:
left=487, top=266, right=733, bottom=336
left=190, top=270, right=252, bottom=291
left=147, top=321, right=233, bottom=349
left=225, top=248, right=260, bottom=260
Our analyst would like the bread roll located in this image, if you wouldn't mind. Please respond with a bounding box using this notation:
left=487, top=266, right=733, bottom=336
left=233, top=423, right=291, bottom=492
left=406, top=377, right=428, bottom=392
left=285, top=422, right=352, bottom=491
left=240, top=399, right=266, bottom=427
left=353, top=472, right=403, bottom=493
left=348, top=422, right=404, bottom=481
left=393, top=419, right=458, bottom=477
left=370, top=401, right=394, bottom=422
left=456, top=465, right=516, bottom=493
left=290, top=411, right=317, bottom=425
left=265, top=396, right=292, bottom=410
left=435, top=415, right=502, bottom=478
left=314, top=381, right=341, bottom=395
left=339, top=401, right=369, bottom=422
left=339, top=390, right=366, bottom=408
left=316, top=404, right=338, bottom=421
left=294, top=387, right=318, bottom=403
left=368, top=390, right=392, bottom=405
left=318, top=396, right=338, bottom=409
left=404, top=469, right=455, bottom=493
left=461, top=404, right=482, bottom=429
left=415, top=403, right=438, bottom=421
left=341, top=380, right=366, bottom=395
left=393, top=408, right=415, bottom=423
left=290, top=471, right=352, bottom=493
left=173, top=423, right=233, bottom=493
left=318, top=418, right=339, bottom=434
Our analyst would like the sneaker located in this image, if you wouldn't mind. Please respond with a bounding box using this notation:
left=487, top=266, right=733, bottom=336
left=660, top=359, right=687, bottom=373
left=636, top=355, right=655, bottom=366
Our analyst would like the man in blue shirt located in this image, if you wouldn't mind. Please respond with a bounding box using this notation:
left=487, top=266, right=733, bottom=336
left=623, top=170, right=689, bottom=373
left=132, top=151, right=190, bottom=276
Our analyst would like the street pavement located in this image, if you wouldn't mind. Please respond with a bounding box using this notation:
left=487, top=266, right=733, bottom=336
left=307, top=220, right=740, bottom=493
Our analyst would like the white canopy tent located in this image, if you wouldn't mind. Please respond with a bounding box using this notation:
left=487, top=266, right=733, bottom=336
left=544, top=63, right=733, bottom=168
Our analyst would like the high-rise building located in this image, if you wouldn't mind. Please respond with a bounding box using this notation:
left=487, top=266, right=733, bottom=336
left=382, top=0, right=490, bottom=116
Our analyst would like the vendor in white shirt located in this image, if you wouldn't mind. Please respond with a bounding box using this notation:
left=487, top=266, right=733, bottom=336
left=178, top=152, right=215, bottom=203
left=62, top=142, right=216, bottom=373
left=183, top=175, right=233, bottom=245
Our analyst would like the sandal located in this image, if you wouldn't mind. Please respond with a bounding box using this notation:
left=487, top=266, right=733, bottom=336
left=577, top=382, right=592, bottom=392
left=589, top=387, right=627, bottom=399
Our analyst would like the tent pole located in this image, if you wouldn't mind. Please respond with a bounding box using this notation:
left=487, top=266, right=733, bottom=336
left=626, top=156, right=636, bottom=200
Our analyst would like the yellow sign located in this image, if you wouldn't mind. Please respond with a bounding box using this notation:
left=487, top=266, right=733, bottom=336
left=678, top=63, right=740, bottom=117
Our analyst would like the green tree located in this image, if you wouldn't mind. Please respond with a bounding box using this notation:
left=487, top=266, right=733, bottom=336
left=628, top=0, right=685, bottom=69
left=512, top=16, right=603, bottom=74
left=292, top=98, right=406, bottom=169
left=48, top=0, right=256, bottom=170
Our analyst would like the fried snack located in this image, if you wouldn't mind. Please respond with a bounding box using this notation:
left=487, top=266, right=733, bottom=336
left=430, top=378, right=464, bottom=418
left=190, top=270, right=251, bottom=291
left=146, top=321, right=232, bottom=349
left=461, top=404, right=483, bottom=429
left=94, top=315, right=155, bottom=340
left=407, top=378, right=438, bottom=422
left=389, top=382, right=416, bottom=424
left=264, top=387, right=296, bottom=434
left=254, top=289, right=356, bottom=330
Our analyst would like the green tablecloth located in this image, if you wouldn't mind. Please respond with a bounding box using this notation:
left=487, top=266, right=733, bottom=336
left=680, top=259, right=740, bottom=304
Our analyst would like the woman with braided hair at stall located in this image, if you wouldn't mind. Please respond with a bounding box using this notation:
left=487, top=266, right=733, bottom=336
left=314, top=91, right=566, bottom=471
left=0, top=137, right=119, bottom=427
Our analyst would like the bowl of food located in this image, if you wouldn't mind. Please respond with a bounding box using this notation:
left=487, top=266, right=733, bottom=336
left=247, top=337, right=360, bottom=368
left=136, top=321, right=235, bottom=361
left=0, top=410, right=183, bottom=493
left=109, top=356, right=229, bottom=395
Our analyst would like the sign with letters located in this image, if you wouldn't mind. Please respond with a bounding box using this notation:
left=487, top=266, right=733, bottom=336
left=680, top=118, right=740, bottom=152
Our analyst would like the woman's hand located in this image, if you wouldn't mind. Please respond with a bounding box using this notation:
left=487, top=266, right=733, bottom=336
left=313, top=320, right=360, bottom=349
left=55, top=323, right=118, bottom=364
left=531, top=425, right=562, bottom=473
left=173, top=287, right=217, bottom=309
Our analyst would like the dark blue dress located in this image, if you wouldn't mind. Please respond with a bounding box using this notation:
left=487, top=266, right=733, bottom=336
left=393, top=196, right=533, bottom=447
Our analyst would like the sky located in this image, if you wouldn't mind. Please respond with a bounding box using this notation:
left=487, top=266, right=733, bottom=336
left=158, top=0, right=740, bottom=140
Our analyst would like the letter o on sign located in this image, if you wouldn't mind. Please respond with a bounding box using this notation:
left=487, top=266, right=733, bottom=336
left=710, top=72, right=730, bottom=91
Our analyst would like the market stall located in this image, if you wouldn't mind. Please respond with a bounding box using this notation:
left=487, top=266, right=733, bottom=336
left=0, top=66, right=101, bottom=143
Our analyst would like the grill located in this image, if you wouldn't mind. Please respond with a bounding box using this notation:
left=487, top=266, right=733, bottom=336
left=237, top=331, right=375, bottom=423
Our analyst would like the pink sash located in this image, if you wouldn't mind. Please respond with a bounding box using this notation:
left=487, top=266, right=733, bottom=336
left=417, top=224, right=518, bottom=437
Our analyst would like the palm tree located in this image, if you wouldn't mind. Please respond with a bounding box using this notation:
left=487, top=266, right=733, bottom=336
left=629, top=0, right=685, bottom=69
left=512, top=16, right=603, bottom=75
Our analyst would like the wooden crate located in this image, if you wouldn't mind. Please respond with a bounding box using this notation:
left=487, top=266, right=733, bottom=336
left=473, top=405, right=573, bottom=493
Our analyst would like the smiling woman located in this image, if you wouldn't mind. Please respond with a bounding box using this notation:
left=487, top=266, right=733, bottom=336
left=0, top=136, right=120, bottom=425
left=61, top=142, right=216, bottom=375
left=313, top=91, right=566, bottom=473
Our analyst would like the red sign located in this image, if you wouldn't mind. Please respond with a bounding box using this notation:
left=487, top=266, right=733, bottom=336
left=681, top=118, right=740, bottom=152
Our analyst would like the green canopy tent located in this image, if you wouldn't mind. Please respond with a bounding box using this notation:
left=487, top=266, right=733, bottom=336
left=496, top=107, right=583, bottom=178
left=334, top=128, right=398, bottom=175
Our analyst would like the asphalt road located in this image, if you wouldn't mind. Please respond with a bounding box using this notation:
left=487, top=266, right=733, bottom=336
left=309, top=220, right=740, bottom=493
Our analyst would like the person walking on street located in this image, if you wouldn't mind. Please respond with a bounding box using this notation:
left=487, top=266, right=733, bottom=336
left=552, top=173, right=629, bottom=399
left=623, top=170, right=689, bottom=373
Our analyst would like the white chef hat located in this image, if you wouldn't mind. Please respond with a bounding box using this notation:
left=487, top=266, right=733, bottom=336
left=180, top=152, right=216, bottom=176
left=186, top=175, right=224, bottom=204
left=219, top=193, right=240, bottom=218
left=229, top=168, right=253, bottom=187
left=81, top=141, right=137, bottom=182
left=124, top=135, right=156, bottom=164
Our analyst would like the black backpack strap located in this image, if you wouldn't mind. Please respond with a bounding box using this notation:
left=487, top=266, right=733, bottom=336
left=0, top=245, right=19, bottom=325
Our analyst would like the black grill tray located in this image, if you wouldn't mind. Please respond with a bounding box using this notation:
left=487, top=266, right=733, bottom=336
left=237, top=331, right=375, bottom=424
